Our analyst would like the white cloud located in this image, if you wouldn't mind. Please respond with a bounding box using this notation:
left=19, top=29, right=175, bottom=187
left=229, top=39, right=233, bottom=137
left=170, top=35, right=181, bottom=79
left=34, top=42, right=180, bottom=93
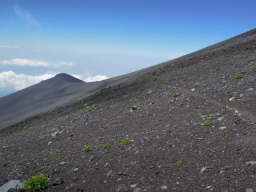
left=0, top=71, right=55, bottom=90
left=0, top=58, right=73, bottom=67
left=83, top=75, right=108, bottom=82
left=14, top=4, right=40, bottom=27
left=0, top=45, right=20, bottom=49
left=0, top=71, right=108, bottom=91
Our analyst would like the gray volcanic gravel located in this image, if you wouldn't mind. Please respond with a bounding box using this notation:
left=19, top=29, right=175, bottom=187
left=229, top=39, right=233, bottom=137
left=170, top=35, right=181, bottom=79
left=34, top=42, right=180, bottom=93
left=0, top=29, right=256, bottom=191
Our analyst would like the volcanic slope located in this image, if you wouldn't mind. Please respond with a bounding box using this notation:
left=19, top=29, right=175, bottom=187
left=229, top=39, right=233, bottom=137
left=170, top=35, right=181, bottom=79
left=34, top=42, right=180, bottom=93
left=0, top=29, right=256, bottom=192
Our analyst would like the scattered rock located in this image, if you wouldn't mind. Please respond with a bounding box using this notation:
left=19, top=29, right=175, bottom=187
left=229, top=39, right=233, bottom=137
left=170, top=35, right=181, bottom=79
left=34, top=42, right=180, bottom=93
left=107, top=170, right=113, bottom=177
left=133, top=187, right=142, bottom=192
left=146, top=89, right=153, bottom=94
left=200, top=167, right=208, bottom=174
left=219, top=126, right=227, bottom=130
left=52, top=177, right=64, bottom=186
left=246, top=161, right=256, bottom=166
left=73, top=168, right=79, bottom=172
left=0, top=180, right=25, bottom=192
left=59, top=161, right=66, bottom=165
left=160, top=185, right=168, bottom=191
left=117, top=184, right=129, bottom=192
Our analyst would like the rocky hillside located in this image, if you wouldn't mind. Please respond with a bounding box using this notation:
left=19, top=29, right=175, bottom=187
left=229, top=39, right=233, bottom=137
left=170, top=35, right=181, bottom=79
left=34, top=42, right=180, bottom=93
left=0, top=29, right=256, bottom=192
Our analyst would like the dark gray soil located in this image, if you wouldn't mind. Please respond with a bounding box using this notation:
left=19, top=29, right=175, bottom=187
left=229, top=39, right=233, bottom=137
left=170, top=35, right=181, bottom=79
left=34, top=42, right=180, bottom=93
left=0, top=29, right=256, bottom=192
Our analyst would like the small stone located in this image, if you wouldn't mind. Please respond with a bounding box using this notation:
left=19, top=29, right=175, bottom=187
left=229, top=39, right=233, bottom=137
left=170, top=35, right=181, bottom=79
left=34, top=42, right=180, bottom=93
left=51, top=131, right=59, bottom=137
left=246, top=88, right=254, bottom=92
left=240, top=94, right=244, bottom=98
left=0, top=180, right=25, bottom=192
left=229, top=97, right=235, bottom=101
left=2, top=146, right=8, bottom=149
left=161, top=185, right=168, bottom=191
left=245, top=188, right=254, bottom=192
left=246, top=161, right=256, bottom=166
left=89, top=155, right=94, bottom=162
left=200, top=167, right=208, bottom=174
left=107, top=170, right=113, bottom=177
left=117, top=184, right=129, bottom=192
left=217, top=117, right=224, bottom=121
left=147, top=89, right=153, bottom=94
left=191, top=88, right=195, bottom=92
left=133, top=187, right=142, bottom=192
left=59, top=161, right=66, bottom=165
left=48, top=141, right=52, bottom=146
left=219, top=126, right=227, bottom=130
left=130, top=184, right=137, bottom=188
left=52, top=177, right=64, bottom=186
left=73, top=168, right=79, bottom=172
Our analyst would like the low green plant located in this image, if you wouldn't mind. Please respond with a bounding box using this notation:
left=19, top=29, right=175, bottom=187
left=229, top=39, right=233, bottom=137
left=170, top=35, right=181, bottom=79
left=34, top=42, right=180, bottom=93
left=122, top=95, right=129, bottom=100
left=226, top=61, right=231, bottom=65
left=23, top=174, right=48, bottom=192
left=193, top=83, right=199, bottom=88
left=50, top=152, right=57, bottom=157
left=158, top=93, right=163, bottom=98
left=177, top=160, right=183, bottom=165
left=203, top=120, right=212, bottom=126
left=133, top=103, right=139, bottom=108
left=172, top=93, right=179, bottom=98
left=235, top=74, right=243, bottom=79
left=224, top=130, right=228, bottom=134
left=103, top=143, right=111, bottom=149
left=153, top=144, right=158, bottom=149
left=50, top=128, right=56, bottom=132
left=121, top=138, right=131, bottom=145
left=88, top=105, right=95, bottom=112
left=83, top=145, right=92, bottom=152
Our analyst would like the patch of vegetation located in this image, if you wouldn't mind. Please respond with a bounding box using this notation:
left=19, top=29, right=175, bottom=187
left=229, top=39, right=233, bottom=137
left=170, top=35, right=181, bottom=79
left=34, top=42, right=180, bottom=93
left=151, top=76, right=157, bottom=81
left=28, top=132, right=35, bottom=137
left=133, top=103, right=139, bottom=108
left=172, top=93, right=180, bottom=98
left=83, top=145, right=92, bottom=152
left=122, top=95, right=129, bottom=100
left=177, top=160, right=183, bottom=165
left=235, top=74, right=244, bottom=79
left=103, top=143, right=111, bottom=149
left=158, top=93, right=163, bottom=98
left=153, top=144, right=158, bottom=149
left=95, top=109, right=101, bottom=112
left=251, top=65, right=256, bottom=70
left=203, top=120, right=212, bottom=126
left=50, top=152, right=57, bottom=157
left=22, top=160, right=27, bottom=164
left=50, top=128, right=56, bottom=132
left=88, top=105, right=95, bottom=112
left=23, top=174, right=48, bottom=192
left=34, top=156, right=39, bottom=160
left=161, top=81, right=169, bottom=85
left=121, top=138, right=131, bottom=145
left=226, top=61, right=231, bottom=65
left=193, top=83, right=199, bottom=88
left=224, top=130, right=228, bottom=134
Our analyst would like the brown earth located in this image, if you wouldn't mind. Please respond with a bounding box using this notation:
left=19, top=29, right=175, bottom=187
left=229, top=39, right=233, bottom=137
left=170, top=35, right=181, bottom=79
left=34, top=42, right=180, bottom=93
left=0, top=29, right=256, bottom=192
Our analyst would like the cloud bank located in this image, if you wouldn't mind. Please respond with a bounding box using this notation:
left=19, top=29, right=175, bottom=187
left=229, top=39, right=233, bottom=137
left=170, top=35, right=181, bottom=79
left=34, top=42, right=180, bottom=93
left=0, top=71, right=108, bottom=91
left=0, top=58, right=73, bottom=68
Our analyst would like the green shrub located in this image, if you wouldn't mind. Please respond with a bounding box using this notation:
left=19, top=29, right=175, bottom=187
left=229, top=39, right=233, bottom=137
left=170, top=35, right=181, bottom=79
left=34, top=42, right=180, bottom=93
left=203, top=120, right=212, bottom=126
left=23, top=174, right=48, bottom=192
left=103, top=143, right=111, bottom=149
left=172, top=93, right=180, bottom=98
left=121, top=138, right=131, bottom=145
left=83, top=145, right=92, bottom=152
left=235, top=74, right=243, bottom=79
left=88, top=105, right=95, bottom=112
left=177, top=160, right=183, bottom=165
left=122, top=95, right=129, bottom=100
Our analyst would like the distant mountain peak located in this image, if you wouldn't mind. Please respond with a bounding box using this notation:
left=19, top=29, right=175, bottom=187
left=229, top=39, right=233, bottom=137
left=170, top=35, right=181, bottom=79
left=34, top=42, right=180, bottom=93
left=54, top=73, right=84, bottom=83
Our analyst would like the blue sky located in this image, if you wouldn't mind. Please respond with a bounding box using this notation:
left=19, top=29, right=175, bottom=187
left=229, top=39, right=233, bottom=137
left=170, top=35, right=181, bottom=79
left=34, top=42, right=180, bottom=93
left=0, top=0, right=255, bottom=96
